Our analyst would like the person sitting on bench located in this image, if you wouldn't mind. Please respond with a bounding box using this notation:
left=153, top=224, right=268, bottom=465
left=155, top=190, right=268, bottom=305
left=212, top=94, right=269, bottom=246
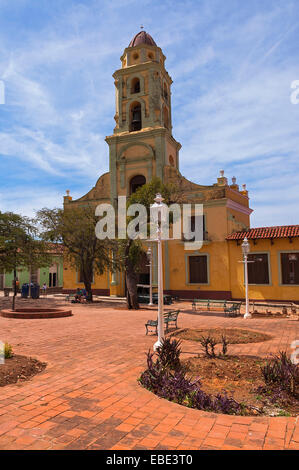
left=74, top=288, right=83, bottom=303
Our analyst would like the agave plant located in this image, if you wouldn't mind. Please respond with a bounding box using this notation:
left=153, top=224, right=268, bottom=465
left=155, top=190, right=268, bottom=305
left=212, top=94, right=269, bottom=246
left=261, top=351, right=299, bottom=396
left=156, top=337, right=182, bottom=370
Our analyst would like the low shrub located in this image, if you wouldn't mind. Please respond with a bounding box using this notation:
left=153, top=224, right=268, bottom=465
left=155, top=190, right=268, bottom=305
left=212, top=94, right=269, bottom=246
left=198, top=334, right=229, bottom=358
left=139, top=338, right=244, bottom=415
left=260, top=351, right=298, bottom=397
left=198, top=334, right=217, bottom=358
left=156, top=337, right=182, bottom=371
left=3, top=343, right=13, bottom=359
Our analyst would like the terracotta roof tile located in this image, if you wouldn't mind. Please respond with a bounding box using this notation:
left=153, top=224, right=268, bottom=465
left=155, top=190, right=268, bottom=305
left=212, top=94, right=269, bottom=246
left=46, top=243, right=64, bottom=254
left=226, top=225, right=299, bottom=240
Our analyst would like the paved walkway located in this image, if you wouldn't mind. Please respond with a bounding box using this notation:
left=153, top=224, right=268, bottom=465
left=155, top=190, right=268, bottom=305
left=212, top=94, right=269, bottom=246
left=0, top=298, right=298, bottom=450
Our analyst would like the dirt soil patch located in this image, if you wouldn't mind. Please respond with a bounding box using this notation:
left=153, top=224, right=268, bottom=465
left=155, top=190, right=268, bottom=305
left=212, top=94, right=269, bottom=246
left=171, top=328, right=272, bottom=344
left=183, top=355, right=299, bottom=416
left=0, top=355, right=46, bottom=387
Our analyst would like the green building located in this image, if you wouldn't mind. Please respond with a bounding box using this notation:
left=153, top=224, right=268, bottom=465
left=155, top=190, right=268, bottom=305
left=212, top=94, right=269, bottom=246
left=0, top=245, right=63, bottom=291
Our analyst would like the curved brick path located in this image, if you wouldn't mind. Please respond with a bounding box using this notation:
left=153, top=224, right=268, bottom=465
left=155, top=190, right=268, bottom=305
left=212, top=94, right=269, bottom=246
left=0, top=298, right=298, bottom=450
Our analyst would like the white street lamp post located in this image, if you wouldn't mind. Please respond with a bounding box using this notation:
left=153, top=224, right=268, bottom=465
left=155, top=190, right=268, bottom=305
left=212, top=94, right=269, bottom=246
left=151, top=193, right=166, bottom=351
left=147, top=246, right=154, bottom=307
left=242, top=237, right=252, bottom=319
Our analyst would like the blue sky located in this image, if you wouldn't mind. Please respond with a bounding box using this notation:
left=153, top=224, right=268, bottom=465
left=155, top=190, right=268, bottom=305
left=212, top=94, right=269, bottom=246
left=0, top=0, right=298, bottom=227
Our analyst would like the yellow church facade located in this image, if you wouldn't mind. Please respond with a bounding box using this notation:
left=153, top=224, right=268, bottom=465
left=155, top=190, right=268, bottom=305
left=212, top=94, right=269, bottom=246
left=63, top=30, right=299, bottom=303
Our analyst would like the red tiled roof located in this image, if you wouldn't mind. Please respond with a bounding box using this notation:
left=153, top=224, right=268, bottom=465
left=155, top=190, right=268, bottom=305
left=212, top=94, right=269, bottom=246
left=226, top=225, right=299, bottom=240
left=46, top=243, right=64, bottom=254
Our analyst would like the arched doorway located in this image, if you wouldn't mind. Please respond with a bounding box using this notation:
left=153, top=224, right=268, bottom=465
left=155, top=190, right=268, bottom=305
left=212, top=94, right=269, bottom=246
left=130, top=175, right=146, bottom=194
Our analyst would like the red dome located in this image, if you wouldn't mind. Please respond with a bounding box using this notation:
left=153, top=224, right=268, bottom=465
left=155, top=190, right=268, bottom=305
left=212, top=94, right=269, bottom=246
left=129, top=31, right=157, bottom=47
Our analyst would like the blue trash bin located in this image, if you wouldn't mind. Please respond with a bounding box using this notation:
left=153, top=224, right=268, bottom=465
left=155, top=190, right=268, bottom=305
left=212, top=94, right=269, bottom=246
left=21, top=283, right=29, bottom=298
left=31, top=283, right=40, bottom=299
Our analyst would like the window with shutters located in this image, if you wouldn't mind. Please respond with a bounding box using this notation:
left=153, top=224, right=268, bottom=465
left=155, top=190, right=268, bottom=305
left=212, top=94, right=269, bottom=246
left=281, top=252, right=299, bottom=285
left=247, top=253, right=270, bottom=284
left=188, top=255, right=208, bottom=284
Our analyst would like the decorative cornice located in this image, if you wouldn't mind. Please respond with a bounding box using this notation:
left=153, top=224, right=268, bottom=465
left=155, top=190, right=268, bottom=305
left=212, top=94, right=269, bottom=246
left=105, top=127, right=180, bottom=145
left=113, top=61, right=172, bottom=84
left=226, top=198, right=253, bottom=215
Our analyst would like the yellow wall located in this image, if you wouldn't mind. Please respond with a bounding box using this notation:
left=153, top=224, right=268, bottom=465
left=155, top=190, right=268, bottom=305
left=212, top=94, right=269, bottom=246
left=227, top=238, right=299, bottom=301
left=63, top=184, right=298, bottom=302
left=63, top=235, right=299, bottom=302
left=167, top=239, right=230, bottom=294
left=63, top=259, right=109, bottom=293
left=165, top=236, right=299, bottom=301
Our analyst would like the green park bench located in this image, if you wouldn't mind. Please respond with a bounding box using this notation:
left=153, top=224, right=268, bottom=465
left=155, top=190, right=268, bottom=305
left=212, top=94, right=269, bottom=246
left=145, top=310, right=180, bottom=335
left=65, top=294, right=76, bottom=303
left=192, top=299, right=228, bottom=311
left=224, top=302, right=242, bottom=317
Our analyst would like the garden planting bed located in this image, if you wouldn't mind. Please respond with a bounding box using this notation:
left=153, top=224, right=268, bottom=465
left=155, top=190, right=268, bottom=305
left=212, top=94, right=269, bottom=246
left=140, top=330, right=298, bottom=417
left=170, top=327, right=272, bottom=344
left=0, top=355, right=46, bottom=387
left=183, top=354, right=298, bottom=416
left=252, top=312, right=289, bottom=318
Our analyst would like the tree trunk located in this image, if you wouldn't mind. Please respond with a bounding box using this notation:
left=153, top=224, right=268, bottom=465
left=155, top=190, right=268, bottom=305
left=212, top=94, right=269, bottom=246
left=125, top=240, right=139, bottom=310
left=125, top=269, right=139, bottom=309
left=84, top=278, right=93, bottom=302
left=81, top=259, right=93, bottom=302
left=126, top=287, right=132, bottom=309
left=12, top=268, right=17, bottom=311
left=29, top=265, right=32, bottom=298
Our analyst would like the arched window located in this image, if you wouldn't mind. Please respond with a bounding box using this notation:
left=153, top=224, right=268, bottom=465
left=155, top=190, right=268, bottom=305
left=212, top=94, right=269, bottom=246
left=169, top=155, right=175, bottom=166
left=163, top=106, right=169, bottom=129
left=130, top=102, right=142, bottom=131
left=130, top=175, right=146, bottom=194
left=131, top=77, right=140, bottom=94
left=163, top=83, right=168, bottom=101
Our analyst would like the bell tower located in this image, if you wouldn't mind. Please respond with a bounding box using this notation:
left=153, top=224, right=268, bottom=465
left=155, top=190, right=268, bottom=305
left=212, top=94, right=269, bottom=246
left=106, top=30, right=181, bottom=205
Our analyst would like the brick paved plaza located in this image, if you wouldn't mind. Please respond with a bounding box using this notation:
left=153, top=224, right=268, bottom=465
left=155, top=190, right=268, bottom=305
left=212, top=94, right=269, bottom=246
left=0, top=297, right=298, bottom=450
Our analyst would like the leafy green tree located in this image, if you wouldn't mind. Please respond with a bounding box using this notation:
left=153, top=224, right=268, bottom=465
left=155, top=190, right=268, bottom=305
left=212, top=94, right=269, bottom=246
left=37, top=204, right=117, bottom=301
left=120, top=177, right=178, bottom=310
left=0, top=212, right=52, bottom=310
left=128, top=177, right=176, bottom=208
